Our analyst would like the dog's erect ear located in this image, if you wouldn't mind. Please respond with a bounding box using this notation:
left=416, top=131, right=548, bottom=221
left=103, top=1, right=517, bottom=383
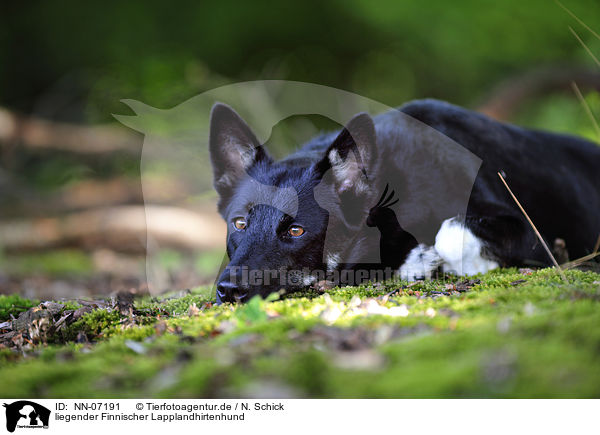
left=209, top=103, right=271, bottom=199
left=314, top=113, right=378, bottom=227
left=315, top=112, right=378, bottom=195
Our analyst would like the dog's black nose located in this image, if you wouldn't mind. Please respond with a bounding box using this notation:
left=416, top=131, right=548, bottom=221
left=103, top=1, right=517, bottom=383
left=217, top=281, right=237, bottom=300
left=216, top=281, right=247, bottom=303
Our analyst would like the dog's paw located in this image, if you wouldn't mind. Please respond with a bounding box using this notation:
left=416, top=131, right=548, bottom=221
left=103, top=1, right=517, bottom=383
left=397, top=244, right=442, bottom=281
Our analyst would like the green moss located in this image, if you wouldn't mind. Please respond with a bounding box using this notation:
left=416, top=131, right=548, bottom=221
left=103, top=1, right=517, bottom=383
left=1, top=268, right=600, bottom=398
left=2, top=250, right=94, bottom=278
left=63, top=309, right=121, bottom=341
left=0, top=294, right=39, bottom=321
left=135, top=287, right=214, bottom=316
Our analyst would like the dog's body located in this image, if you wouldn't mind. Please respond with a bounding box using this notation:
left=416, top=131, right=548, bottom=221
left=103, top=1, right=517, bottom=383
left=210, top=99, right=600, bottom=303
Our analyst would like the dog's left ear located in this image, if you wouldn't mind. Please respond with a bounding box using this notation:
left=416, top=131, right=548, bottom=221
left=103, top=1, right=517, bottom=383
left=316, top=112, right=378, bottom=195
left=209, top=103, right=271, bottom=201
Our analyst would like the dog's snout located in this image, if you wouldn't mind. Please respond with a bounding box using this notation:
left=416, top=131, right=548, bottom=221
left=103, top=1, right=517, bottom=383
left=216, top=280, right=248, bottom=303
left=217, top=280, right=237, bottom=297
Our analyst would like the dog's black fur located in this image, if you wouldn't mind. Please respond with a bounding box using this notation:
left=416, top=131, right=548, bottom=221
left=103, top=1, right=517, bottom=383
left=209, top=99, right=600, bottom=303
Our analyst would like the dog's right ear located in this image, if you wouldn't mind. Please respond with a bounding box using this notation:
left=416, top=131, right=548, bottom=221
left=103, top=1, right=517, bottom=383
left=314, top=112, right=377, bottom=195
left=209, top=103, right=271, bottom=200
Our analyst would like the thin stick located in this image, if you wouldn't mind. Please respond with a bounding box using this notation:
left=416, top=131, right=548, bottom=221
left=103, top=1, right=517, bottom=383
left=560, top=233, right=600, bottom=270
left=497, top=172, right=568, bottom=282
left=561, top=251, right=600, bottom=270
left=556, top=0, right=600, bottom=41
left=569, top=26, right=600, bottom=68
left=571, top=82, right=600, bottom=142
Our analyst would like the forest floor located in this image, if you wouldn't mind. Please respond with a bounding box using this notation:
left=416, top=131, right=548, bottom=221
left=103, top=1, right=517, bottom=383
left=1, top=267, right=600, bottom=398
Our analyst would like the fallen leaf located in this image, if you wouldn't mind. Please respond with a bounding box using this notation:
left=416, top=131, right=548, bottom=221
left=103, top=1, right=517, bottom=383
left=155, top=321, right=168, bottom=336
left=265, top=308, right=280, bottom=318
left=313, top=280, right=335, bottom=292
left=188, top=303, right=200, bottom=317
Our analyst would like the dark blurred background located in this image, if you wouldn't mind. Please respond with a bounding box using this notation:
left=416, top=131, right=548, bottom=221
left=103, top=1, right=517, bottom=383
left=0, top=0, right=599, bottom=299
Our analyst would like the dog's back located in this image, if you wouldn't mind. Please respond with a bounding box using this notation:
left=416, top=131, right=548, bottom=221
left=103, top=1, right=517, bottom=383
left=397, top=100, right=600, bottom=260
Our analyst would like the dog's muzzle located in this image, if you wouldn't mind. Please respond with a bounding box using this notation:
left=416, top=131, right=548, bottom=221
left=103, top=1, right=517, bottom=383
left=216, top=280, right=249, bottom=304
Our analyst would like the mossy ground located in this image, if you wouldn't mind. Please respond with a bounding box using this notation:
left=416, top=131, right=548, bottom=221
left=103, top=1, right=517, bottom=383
left=1, top=268, right=600, bottom=398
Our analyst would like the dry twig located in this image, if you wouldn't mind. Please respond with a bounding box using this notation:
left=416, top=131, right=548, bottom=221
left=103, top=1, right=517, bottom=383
left=497, top=172, right=568, bottom=283
left=562, top=234, right=600, bottom=270
left=561, top=252, right=600, bottom=270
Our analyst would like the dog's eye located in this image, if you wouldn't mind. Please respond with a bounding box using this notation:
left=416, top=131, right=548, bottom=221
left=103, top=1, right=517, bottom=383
left=233, top=217, right=247, bottom=231
left=288, top=225, right=305, bottom=237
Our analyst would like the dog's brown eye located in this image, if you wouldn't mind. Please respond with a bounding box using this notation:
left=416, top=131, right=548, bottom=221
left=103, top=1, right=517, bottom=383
left=233, top=217, right=247, bottom=230
left=288, top=225, right=305, bottom=237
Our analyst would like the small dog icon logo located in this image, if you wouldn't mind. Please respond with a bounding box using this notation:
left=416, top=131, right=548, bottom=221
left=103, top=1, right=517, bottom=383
left=3, top=401, right=50, bottom=432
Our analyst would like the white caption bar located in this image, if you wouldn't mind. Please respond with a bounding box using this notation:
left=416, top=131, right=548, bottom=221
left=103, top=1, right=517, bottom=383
left=1, top=399, right=597, bottom=435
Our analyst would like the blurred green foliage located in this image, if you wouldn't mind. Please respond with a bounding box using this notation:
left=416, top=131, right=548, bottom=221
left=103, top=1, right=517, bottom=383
left=0, top=294, right=39, bottom=321
left=0, top=249, right=94, bottom=278
left=518, top=91, right=600, bottom=142
left=1, top=0, right=599, bottom=122
left=0, top=0, right=599, bottom=199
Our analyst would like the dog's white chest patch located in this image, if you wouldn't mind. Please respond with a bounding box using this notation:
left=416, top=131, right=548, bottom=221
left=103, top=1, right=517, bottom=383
left=434, top=218, right=499, bottom=275
left=399, top=218, right=499, bottom=280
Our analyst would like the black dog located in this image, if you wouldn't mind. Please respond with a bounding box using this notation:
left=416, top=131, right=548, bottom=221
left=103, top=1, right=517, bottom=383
left=209, top=99, right=600, bottom=303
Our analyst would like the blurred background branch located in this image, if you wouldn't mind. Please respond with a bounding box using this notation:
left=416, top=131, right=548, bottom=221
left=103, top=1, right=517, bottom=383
left=0, top=107, right=141, bottom=154
left=478, top=66, right=600, bottom=120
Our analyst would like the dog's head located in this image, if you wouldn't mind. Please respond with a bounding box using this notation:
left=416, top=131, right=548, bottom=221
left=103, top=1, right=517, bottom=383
left=209, top=103, right=379, bottom=303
